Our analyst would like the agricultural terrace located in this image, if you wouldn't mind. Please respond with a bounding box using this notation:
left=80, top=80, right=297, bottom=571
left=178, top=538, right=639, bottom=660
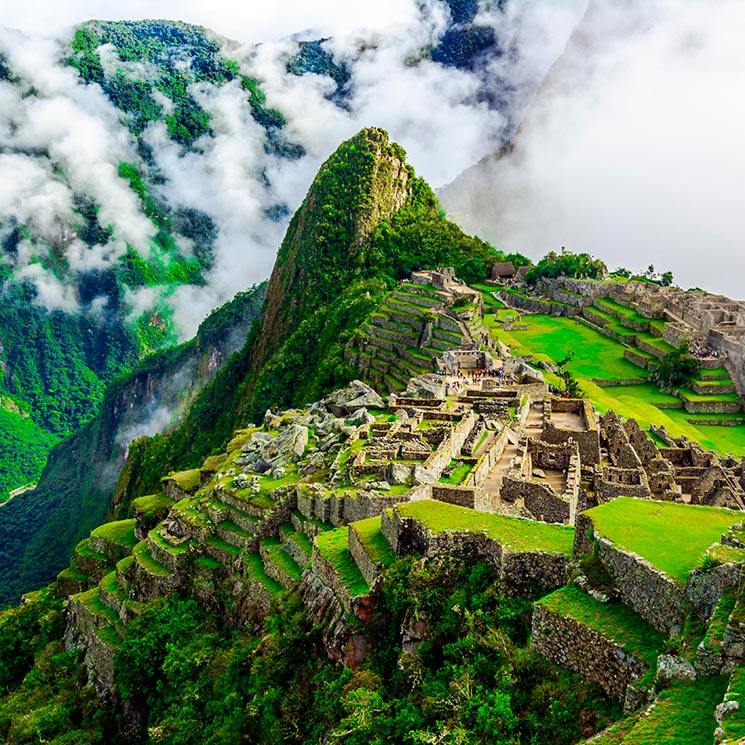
left=395, top=499, right=574, bottom=555
left=538, top=585, right=665, bottom=667
left=477, top=304, right=745, bottom=456
left=584, top=498, right=742, bottom=583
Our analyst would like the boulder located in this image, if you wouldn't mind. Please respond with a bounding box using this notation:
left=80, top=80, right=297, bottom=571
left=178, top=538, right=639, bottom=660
left=271, top=424, right=309, bottom=466
left=385, top=462, right=412, bottom=486
left=656, top=655, right=696, bottom=682
left=402, top=374, right=445, bottom=400
left=348, top=407, right=376, bottom=426
left=325, top=380, right=384, bottom=416
left=413, top=465, right=437, bottom=485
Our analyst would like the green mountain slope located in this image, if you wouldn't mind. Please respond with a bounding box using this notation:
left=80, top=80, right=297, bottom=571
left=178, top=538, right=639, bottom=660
left=0, top=283, right=265, bottom=607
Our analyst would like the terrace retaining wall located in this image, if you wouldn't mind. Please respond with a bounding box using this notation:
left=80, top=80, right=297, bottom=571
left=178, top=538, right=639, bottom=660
left=531, top=603, right=649, bottom=701
left=574, top=513, right=689, bottom=635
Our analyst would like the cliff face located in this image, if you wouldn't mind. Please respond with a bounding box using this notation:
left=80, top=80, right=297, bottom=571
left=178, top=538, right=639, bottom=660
left=0, top=284, right=265, bottom=606
left=252, top=128, right=412, bottom=372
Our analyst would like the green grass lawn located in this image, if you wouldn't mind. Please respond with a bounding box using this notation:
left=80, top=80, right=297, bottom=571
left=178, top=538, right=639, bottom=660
left=539, top=585, right=665, bottom=666
left=593, top=297, right=652, bottom=326
left=699, top=367, right=730, bottom=379
left=244, top=551, right=284, bottom=596
left=91, top=519, right=138, bottom=548
left=261, top=538, right=303, bottom=581
left=396, top=499, right=574, bottom=554
left=622, top=676, right=728, bottom=745
left=351, top=516, right=396, bottom=567
left=719, top=665, right=745, bottom=741
left=488, top=312, right=745, bottom=456
left=131, top=493, right=174, bottom=515
left=133, top=539, right=172, bottom=575
left=315, top=527, right=370, bottom=596
left=439, top=460, right=473, bottom=485
left=585, top=498, right=741, bottom=582
left=165, top=468, right=201, bottom=492
left=500, top=314, right=645, bottom=381
left=469, top=282, right=505, bottom=309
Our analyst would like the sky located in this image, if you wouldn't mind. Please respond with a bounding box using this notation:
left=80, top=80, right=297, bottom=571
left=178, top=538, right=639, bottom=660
left=1, top=0, right=418, bottom=42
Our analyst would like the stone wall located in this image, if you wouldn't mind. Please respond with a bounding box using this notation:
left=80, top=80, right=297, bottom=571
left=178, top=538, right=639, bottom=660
left=431, top=484, right=477, bottom=508
left=296, top=483, right=403, bottom=527
left=531, top=603, right=650, bottom=700
left=64, top=596, right=117, bottom=694
left=497, top=289, right=578, bottom=318
left=686, top=563, right=742, bottom=623
left=465, top=428, right=509, bottom=489
left=501, top=476, right=570, bottom=524
left=312, top=546, right=354, bottom=613
left=422, top=410, right=476, bottom=478
left=542, top=398, right=600, bottom=465
left=597, top=467, right=651, bottom=503
left=502, top=551, right=569, bottom=595
left=348, top=525, right=382, bottom=585
left=577, top=514, right=689, bottom=635
left=386, top=506, right=569, bottom=595
left=624, top=349, right=652, bottom=369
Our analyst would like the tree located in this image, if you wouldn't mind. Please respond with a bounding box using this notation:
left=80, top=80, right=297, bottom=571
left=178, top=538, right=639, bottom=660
left=524, top=250, right=607, bottom=286
left=555, top=354, right=583, bottom=398
left=660, top=271, right=674, bottom=286
left=648, top=344, right=699, bottom=391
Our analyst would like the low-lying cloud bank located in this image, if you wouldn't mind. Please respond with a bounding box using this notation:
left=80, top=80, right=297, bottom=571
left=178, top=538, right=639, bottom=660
left=440, top=0, right=745, bottom=300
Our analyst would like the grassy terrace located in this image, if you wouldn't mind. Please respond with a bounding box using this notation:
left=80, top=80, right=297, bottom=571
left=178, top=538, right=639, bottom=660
left=91, top=519, right=138, bottom=548
left=594, top=296, right=652, bottom=326
left=469, top=282, right=504, bottom=310
left=486, top=311, right=745, bottom=455
left=720, top=666, right=745, bottom=741
left=290, top=530, right=313, bottom=557
left=165, top=468, right=201, bottom=492
left=538, top=586, right=665, bottom=666
left=351, top=516, right=396, bottom=568
left=261, top=537, right=303, bottom=582
left=75, top=539, right=108, bottom=562
left=699, top=367, right=730, bottom=379
left=395, top=499, right=574, bottom=555
left=678, top=389, right=742, bottom=404
left=585, top=498, right=741, bottom=583
left=131, top=493, right=174, bottom=517
left=315, top=526, right=370, bottom=597
left=622, top=676, right=728, bottom=745
left=244, top=552, right=284, bottom=596
left=439, top=460, right=473, bottom=485
left=133, top=540, right=172, bottom=575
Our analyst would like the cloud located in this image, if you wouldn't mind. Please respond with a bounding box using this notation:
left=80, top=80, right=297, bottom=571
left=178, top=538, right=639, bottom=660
left=0, top=27, right=156, bottom=306
left=0, top=2, right=588, bottom=337
left=439, top=0, right=745, bottom=300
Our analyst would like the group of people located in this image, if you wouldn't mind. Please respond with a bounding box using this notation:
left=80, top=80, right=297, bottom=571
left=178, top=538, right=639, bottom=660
left=689, top=338, right=726, bottom=360
left=450, top=367, right=514, bottom=387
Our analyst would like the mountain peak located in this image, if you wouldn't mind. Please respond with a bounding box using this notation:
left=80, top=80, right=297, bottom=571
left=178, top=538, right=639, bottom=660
left=254, top=127, right=413, bottom=367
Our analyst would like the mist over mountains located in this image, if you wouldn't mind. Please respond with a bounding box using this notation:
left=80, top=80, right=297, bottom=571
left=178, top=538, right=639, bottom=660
left=0, top=1, right=582, bottom=339
left=439, top=0, right=745, bottom=301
